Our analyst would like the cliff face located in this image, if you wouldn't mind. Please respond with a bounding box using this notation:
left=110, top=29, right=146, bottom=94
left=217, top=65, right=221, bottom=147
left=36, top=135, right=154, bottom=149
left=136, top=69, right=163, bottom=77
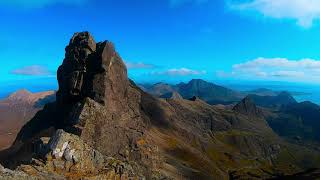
left=54, top=32, right=147, bottom=160
left=1, top=32, right=320, bottom=180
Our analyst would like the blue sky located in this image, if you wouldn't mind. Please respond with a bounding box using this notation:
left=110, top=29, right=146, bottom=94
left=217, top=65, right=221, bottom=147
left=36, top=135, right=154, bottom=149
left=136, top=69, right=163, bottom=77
left=1, top=0, right=320, bottom=86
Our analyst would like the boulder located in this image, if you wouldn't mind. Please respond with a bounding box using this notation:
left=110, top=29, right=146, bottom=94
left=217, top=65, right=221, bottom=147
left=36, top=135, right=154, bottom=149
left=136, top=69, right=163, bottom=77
left=45, top=129, right=105, bottom=174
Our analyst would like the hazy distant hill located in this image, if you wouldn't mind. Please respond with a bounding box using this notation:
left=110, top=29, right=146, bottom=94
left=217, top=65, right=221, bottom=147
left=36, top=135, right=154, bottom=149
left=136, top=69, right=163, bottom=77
left=0, top=90, right=55, bottom=150
left=145, top=82, right=176, bottom=97
left=141, top=80, right=309, bottom=106
left=247, top=91, right=297, bottom=108
left=244, top=88, right=310, bottom=97
left=244, top=88, right=279, bottom=96
left=143, top=79, right=242, bottom=104
left=176, top=79, right=243, bottom=103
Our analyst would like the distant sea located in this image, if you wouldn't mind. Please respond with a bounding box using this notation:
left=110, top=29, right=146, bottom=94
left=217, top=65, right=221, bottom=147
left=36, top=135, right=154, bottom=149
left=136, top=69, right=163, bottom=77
left=223, top=82, right=320, bottom=105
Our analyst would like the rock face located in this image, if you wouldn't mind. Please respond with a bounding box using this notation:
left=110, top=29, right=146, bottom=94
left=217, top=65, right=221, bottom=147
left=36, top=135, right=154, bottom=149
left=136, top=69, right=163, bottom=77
left=233, top=96, right=262, bottom=117
left=54, top=32, right=147, bottom=165
left=2, top=32, right=320, bottom=180
left=56, top=32, right=129, bottom=126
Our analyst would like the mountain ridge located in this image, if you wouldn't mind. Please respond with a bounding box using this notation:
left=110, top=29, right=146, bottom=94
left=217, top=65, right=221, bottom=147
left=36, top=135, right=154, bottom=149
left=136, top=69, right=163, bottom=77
left=143, top=79, right=243, bottom=105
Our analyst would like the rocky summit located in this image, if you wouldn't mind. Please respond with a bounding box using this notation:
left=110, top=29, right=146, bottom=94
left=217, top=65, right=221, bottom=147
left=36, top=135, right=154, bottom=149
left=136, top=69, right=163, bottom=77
left=1, top=32, right=320, bottom=180
left=233, top=96, right=262, bottom=117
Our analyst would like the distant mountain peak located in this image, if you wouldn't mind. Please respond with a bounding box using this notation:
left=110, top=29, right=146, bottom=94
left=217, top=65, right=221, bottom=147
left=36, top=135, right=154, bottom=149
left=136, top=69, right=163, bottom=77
left=247, top=91, right=297, bottom=108
left=8, top=89, right=32, bottom=101
left=189, top=78, right=205, bottom=82
left=9, top=89, right=31, bottom=96
left=233, top=96, right=261, bottom=117
left=154, top=82, right=169, bottom=86
left=278, top=91, right=291, bottom=96
left=159, top=91, right=183, bottom=100
left=6, top=89, right=55, bottom=106
left=188, top=79, right=212, bottom=85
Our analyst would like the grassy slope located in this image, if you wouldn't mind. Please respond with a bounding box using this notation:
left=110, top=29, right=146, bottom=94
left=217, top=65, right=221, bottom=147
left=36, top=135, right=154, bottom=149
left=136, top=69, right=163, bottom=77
left=145, top=98, right=320, bottom=179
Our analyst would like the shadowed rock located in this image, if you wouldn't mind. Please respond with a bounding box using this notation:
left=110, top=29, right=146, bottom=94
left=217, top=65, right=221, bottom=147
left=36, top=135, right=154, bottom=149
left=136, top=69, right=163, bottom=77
left=56, top=32, right=129, bottom=127
left=233, top=96, right=262, bottom=117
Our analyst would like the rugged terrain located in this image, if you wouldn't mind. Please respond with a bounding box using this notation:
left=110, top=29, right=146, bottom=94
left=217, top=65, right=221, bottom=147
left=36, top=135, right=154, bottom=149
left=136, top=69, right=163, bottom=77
left=0, top=32, right=320, bottom=180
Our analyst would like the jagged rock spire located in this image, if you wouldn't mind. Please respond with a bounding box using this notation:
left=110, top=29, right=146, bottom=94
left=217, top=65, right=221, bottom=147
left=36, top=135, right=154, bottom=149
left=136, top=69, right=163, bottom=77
left=56, top=31, right=128, bottom=107
left=57, top=32, right=96, bottom=102
left=233, top=96, right=262, bottom=117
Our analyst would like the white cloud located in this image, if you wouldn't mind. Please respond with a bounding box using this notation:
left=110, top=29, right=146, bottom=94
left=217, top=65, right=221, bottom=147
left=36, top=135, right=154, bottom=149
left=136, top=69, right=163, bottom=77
left=233, top=57, right=320, bottom=70
left=126, top=62, right=156, bottom=69
left=228, top=0, right=320, bottom=28
left=0, top=0, right=86, bottom=8
left=154, top=68, right=207, bottom=76
left=11, top=65, right=52, bottom=76
left=218, top=57, right=320, bottom=82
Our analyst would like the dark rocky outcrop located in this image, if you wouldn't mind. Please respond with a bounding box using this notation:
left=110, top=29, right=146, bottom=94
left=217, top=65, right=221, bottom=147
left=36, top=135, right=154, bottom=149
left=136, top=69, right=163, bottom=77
left=56, top=31, right=129, bottom=126
left=233, top=96, right=262, bottom=117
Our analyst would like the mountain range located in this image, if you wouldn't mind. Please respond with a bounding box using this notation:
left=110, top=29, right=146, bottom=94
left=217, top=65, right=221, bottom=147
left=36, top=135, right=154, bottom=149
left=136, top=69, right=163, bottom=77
left=140, top=80, right=243, bottom=105
left=0, top=32, right=319, bottom=179
left=140, top=80, right=309, bottom=106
